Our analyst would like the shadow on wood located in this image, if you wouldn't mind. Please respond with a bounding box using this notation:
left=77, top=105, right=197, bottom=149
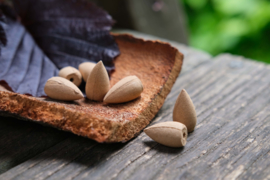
left=0, top=116, right=127, bottom=174
left=143, top=141, right=185, bottom=154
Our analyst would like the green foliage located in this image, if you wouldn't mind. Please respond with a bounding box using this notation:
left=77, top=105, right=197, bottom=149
left=182, top=0, right=270, bottom=63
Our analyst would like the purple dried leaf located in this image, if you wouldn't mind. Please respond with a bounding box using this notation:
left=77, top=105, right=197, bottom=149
left=0, top=17, right=58, bottom=96
left=0, top=24, right=6, bottom=47
left=0, top=0, right=119, bottom=96
left=13, top=0, right=119, bottom=72
left=0, top=6, right=7, bottom=53
left=0, top=3, right=17, bottom=21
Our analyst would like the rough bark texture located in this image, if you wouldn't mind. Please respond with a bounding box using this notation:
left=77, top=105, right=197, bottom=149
left=1, top=31, right=269, bottom=180
left=0, top=33, right=183, bottom=143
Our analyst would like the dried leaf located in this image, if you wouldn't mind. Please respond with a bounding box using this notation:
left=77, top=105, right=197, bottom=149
left=0, top=3, right=17, bottom=51
left=0, top=16, right=7, bottom=49
left=0, top=9, right=7, bottom=49
left=0, top=17, right=58, bottom=96
left=0, top=0, right=119, bottom=96
left=13, top=0, right=119, bottom=72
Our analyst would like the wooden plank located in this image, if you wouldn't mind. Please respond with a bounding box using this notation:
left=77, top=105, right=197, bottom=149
left=0, top=117, right=70, bottom=174
left=1, top=52, right=270, bottom=179
left=0, top=32, right=211, bottom=176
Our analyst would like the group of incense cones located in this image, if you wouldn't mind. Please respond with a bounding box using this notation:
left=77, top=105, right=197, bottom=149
left=44, top=60, right=196, bottom=148
left=144, top=89, right=196, bottom=148
left=44, top=60, right=143, bottom=104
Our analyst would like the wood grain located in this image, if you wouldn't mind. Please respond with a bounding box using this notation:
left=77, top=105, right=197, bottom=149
left=1, top=32, right=270, bottom=180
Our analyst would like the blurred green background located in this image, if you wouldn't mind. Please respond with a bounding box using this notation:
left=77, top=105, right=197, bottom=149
left=182, top=0, right=270, bottom=63
left=99, top=0, right=270, bottom=64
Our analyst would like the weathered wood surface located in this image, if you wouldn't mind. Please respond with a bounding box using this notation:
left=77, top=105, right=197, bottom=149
left=1, top=31, right=270, bottom=180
